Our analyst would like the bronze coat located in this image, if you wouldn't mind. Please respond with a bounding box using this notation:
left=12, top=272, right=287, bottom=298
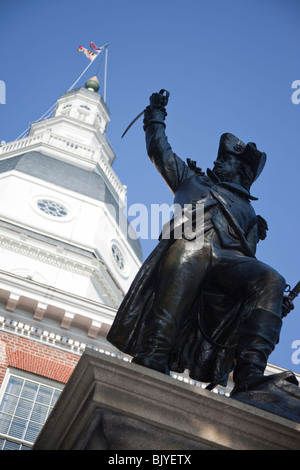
left=107, top=121, right=264, bottom=386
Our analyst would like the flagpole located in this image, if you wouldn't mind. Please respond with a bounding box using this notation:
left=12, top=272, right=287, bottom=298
left=104, top=45, right=108, bottom=102
left=67, top=56, right=97, bottom=92
left=69, top=42, right=108, bottom=92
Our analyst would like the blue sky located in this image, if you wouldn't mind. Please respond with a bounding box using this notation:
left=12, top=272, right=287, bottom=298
left=0, top=0, right=300, bottom=372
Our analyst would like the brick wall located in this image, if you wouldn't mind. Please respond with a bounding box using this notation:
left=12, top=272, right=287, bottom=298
left=0, top=331, right=79, bottom=386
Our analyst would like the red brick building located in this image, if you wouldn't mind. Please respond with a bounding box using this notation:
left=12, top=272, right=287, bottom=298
left=0, top=331, right=78, bottom=385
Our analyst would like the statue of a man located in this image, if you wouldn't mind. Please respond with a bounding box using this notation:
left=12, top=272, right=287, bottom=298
left=107, top=91, right=297, bottom=394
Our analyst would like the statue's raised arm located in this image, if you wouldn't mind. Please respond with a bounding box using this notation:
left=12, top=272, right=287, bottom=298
left=143, top=91, right=193, bottom=195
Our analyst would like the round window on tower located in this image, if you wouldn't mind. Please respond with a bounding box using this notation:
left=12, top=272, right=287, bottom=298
left=111, top=243, right=125, bottom=271
left=110, top=242, right=129, bottom=279
left=36, top=199, right=68, bottom=218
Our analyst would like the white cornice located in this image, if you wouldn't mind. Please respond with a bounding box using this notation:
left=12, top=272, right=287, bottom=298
left=0, top=232, right=123, bottom=308
left=0, top=269, right=118, bottom=332
left=0, top=313, right=126, bottom=361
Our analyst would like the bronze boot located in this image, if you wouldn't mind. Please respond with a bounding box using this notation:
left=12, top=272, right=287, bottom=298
left=231, top=308, right=297, bottom=395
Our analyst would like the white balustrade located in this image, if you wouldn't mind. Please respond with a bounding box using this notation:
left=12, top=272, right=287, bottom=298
left=0, top=133, right=127, bottom=203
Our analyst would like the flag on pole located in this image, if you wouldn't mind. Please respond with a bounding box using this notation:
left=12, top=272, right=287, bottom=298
left=77, top=45, right=97, bottom=61
left=90, top=41, right=102, bottom=53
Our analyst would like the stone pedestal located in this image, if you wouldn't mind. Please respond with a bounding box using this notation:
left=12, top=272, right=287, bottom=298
left=33, top=349, right=300, bottom=450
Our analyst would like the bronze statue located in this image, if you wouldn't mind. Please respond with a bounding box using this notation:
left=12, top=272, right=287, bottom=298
left=107, top=91, right=298, bottom=396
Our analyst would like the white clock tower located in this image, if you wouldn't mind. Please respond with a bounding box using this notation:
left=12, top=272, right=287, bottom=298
left=0, top=76, right=142, bottom=349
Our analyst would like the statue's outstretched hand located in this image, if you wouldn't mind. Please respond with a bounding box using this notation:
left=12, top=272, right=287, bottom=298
left=149, top=89, right=170, bottom=108
left=143, top=90, right=170, bottom=130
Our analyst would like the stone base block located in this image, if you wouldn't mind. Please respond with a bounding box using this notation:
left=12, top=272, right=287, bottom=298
left=33, top=349, right=300, bottom=450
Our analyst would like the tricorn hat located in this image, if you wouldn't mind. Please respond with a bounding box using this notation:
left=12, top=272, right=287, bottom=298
left=217, top=133, right=266, bottom=182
